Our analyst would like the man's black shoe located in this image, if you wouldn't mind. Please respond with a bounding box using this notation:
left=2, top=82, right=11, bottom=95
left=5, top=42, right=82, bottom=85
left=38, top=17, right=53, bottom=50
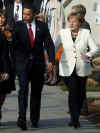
left=68, top=121, right=73, bottom=126
left=17, top=118, right=27, bottom=130
left=31, top=121, right=39, bottom=128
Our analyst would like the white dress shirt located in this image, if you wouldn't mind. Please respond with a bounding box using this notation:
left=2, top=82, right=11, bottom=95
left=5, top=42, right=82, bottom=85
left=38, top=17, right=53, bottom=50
left=27, top=20, right=36, bottom=39
left=14, top=1, right=22, bottom=21
left=2, top=0, right=5, bottom=9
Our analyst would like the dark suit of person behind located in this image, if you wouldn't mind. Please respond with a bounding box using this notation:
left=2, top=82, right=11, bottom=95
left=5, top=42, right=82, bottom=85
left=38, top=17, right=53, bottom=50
left=32, top=0, right=44, bottom=13
left=0, top=0, right=3, bottom=9
left=5, top=0, right=24, bottom=27
left=0, top=32, right=10, bottom=87
left=14, top=4, right=55, bottom=130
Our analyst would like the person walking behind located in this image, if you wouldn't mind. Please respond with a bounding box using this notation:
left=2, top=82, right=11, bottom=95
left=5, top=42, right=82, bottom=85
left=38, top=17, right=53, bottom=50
left=55, top=12, right=98, bottom=128
left=32, top=0, right=49, bottom=22
left=5, top=0, right=24, bottom=27
left=44, top=0, right=65, bottom=85
left=0, top=9, right=15, bottom=125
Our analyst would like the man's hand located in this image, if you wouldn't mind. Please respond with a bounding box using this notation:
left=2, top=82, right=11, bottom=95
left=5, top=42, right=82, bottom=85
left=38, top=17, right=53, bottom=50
left=0, top=73, right=9, bottom=82
left=46, top=62, right=53, bottom=72
left=34, top=13, right=45, bottom=22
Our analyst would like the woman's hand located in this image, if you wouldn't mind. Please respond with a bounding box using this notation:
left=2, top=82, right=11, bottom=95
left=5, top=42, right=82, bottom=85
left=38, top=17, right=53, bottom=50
left=4, top=30, right=12, bottom=40
left=34, top=13, right=46, bottom=22
left=0, top=73, right=9, bottom=82
left=81, top=53, right=89, bottom=61
left=4, top=24, right=12, bottom=40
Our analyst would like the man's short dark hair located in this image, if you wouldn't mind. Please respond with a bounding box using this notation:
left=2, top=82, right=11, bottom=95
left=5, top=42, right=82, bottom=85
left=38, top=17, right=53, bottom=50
left=23, top=1, right=39, bottom=14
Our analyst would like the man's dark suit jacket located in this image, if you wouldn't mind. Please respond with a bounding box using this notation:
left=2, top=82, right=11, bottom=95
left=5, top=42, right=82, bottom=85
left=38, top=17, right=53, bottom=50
left=14, top=20, right=55, bottom=75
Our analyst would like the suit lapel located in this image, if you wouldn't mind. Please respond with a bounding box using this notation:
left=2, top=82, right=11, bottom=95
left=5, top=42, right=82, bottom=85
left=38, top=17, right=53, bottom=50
left=75, top=29, right=82, bottom=43
left=34, top=21, right=41, bottom=44
left=22, top=22, right=31, bottom=49
left=68, top=29, right=74, bottom=46
left=12, top=3, right=14, bottom=18
left=23, top=20, right=41, bottom=49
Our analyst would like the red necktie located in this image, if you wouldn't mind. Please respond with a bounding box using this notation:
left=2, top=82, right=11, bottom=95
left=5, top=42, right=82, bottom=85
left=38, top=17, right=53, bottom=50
left=28, top=23, right=34, bottom=48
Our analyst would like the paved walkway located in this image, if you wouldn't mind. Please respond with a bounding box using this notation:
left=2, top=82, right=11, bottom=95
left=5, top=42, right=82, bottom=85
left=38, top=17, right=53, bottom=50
left=0, top=85, right=100, bottom=133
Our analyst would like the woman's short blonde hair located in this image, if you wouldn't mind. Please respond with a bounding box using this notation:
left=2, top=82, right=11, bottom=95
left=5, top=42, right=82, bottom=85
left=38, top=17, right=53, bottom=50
left=72, top=4, right=86, bottom=18
left=67, top=12, right=84, bottom=24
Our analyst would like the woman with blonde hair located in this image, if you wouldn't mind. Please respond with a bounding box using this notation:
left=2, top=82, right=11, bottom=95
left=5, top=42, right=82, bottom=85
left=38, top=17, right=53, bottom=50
left=71, top=4, right=91, bottom=115
left=55, top=12, right=98, bottom=128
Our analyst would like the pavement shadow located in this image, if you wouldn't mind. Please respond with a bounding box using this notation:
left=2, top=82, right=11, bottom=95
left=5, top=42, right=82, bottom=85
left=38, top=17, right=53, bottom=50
left=0, top=121, right=17, bottom=130
left=29, top=118, right=99, bottom=131
left=27, top=118, right=68, bottom=131
left=37, top=118, right=68, bottom=129
left=0, top=118, right=99, bottom=131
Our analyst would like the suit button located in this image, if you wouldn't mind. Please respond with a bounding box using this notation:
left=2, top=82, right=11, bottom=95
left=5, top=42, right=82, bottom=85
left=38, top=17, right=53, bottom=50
left=75, top=55, right=77, bottom=58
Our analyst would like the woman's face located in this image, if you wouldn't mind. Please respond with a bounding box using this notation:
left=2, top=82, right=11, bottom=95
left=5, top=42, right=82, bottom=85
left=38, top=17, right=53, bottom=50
left=0, top=14, right=6, bottom=27
left=0, top=16, right=2, bottom=27
left=68, top=16, right=80, bottom=32
left=1, top=15, right=6, bottom=25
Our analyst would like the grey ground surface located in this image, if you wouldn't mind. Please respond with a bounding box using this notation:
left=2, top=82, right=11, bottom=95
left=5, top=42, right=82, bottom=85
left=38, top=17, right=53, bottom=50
left=0, top=83, right=100, bottom=133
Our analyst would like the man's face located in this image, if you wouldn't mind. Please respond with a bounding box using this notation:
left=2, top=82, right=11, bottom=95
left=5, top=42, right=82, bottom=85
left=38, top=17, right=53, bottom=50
left=15, top=0, right=22, bottom=3
left=23, top=8, right=33, bottom=23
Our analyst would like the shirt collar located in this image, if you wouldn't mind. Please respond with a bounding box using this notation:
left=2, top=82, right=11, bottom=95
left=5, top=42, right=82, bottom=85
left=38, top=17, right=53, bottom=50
left=27, top=20, right=35, bottom=28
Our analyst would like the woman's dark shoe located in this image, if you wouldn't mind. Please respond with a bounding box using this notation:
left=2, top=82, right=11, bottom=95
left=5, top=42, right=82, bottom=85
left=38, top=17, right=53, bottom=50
left=44, top=75, right=53, bottom=84
left=17, top=118, right=27, bottom=130
left=68, top=121, right=80, bottom=128
left=45, top=73, right=53, bottom=84
left=73, top=122, right=80, bottom=129
left=48, top=79, right=57, bottom=86
left=44, top=79, right=52, bottom=84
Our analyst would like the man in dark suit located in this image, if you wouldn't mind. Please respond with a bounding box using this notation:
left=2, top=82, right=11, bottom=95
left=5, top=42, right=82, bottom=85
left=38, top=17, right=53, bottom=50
left=14, top=2, right=55, bottom=130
